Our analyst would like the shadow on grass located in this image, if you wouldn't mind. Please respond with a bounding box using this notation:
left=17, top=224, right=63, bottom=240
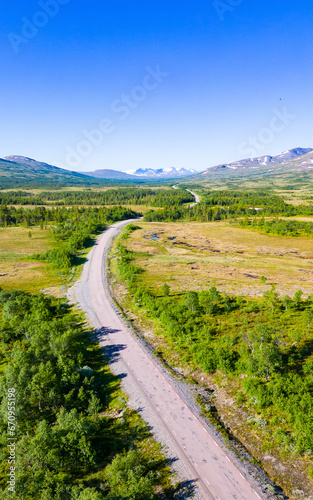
left=283, top=338, right=313, bottom=373
left=74, top=255, right=88, bottom=266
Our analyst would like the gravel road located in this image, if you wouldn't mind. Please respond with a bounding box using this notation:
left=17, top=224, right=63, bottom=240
left=68, top=219, right=265, bottom=500
left=187, top=189, right=201, bottom=207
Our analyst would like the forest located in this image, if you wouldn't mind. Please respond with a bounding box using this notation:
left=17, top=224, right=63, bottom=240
left=0, top=205, right=140, bottom=229
left=143, top=188, right=313, bottom=222
left=0, top=289, right=172, bottom=499
left=235, top=217, right=313, bottom=238
left=114, top=225, right=313, bottom=468
left=0, top=188, right=193, bottom=207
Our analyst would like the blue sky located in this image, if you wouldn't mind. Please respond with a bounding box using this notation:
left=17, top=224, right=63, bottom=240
left=1, top=0, right=313, bottom=172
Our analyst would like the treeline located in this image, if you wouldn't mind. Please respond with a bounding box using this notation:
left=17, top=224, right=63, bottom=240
left=143, top=189, right=313, bottom=222
left=0, top=191, right=45, bottom=205
left=236, top=217, right=313, bottom=238
left=0, top=205, right=138, bottom=229
left=0, top=289, right=171, bottom=499
left=200, top=189, right=291, bottom=213
left=115, top=228, right=313, bottom=459
left=0, top=188, right=194, bottom=207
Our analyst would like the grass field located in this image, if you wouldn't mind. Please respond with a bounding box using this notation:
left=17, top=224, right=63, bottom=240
left=122, top=221, right=313, bottom=298
left=0, top=226, right=66, bottom=294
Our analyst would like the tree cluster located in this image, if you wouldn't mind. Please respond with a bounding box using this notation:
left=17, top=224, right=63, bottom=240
left=0, top=289, right=169, bottom=499
left=0, top=205, right=139, bottom=229
left=236, top=217, right=313, bottom=238
left=143, top=189, right=313, bottom=222
left=0, top=188, right=194, bottom=208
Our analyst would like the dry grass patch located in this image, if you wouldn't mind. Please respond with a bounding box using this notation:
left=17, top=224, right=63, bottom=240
left=103, top=204, right=150, bottom=213
left=0, top=226, right=63, bottom=293
left=125, top=222, right=313, bottom=298
left=0, top=226, right=54, bottom=254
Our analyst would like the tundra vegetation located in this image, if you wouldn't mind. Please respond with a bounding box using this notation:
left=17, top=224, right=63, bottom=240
left=143, top=189, right=313, bottom=223
left=111, top=222, right=313, bottom=496
left=0, top=204, right=140, bottom=293
left=235, top=217, right=313, bottom=238
left=1, top=185, right=313, bottom=496
left=1, top=190, right=198, bottom=499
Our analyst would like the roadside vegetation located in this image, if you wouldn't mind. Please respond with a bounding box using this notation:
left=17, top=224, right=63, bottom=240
left=0, top=205, right=139, bottom=293
left=110, top=224, right=313, bottom=497
left=0, top=191, right=182, bottom=499
left=0, top=289, right=174, bottom=499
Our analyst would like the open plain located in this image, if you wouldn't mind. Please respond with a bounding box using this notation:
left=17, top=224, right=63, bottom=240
left=122, top=221, right=313, bottom=299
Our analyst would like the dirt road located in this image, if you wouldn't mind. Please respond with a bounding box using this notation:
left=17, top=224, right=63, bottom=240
left=69, top=219, right=263, bottom=500
left=172, top=185, right=201, bottom=207
left=187, top=189, right=201, bottom=207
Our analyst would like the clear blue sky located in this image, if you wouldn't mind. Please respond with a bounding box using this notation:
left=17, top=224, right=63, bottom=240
left=1, top=0, right=312, bottom=172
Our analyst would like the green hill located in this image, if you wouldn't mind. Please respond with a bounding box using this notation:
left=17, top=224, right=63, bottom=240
left=181, top=149, right=313, bottom=191
left=0, top=156, right=121, bottom=189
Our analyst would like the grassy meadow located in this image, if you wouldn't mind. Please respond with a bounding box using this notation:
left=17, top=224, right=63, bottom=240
left=0, top=226, right=65, bottom=294
left=109, top=221, right=313, bottom=498
left=120, top=221, right=313, bottom=299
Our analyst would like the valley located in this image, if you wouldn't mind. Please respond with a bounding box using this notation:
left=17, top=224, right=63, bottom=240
left=1, top=148, right=313, bottom=499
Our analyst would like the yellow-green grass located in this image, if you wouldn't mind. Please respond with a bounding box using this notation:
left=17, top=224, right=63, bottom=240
left=6, top=204, right=147, bottom=213
left=2, top=185, right=172, bottom=194
left=1, top=187, right=118, bottom=194
left=0, top=226, right=65, bottom=294
left=103, top=204, right=150, bottom=213
left=112, top=222, right=313, bottom=497
left=123, top=221, right=313, bottom=298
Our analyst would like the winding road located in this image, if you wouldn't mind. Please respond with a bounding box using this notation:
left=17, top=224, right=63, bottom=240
left=69, top=219, right=263, bottom=500
left=172, top=185, right=201, bottom=207
left=187, top=189, right=201, bottom=207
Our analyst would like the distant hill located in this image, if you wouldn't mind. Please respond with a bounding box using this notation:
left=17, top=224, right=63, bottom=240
left=183, top=148, right=313, bottom=184
left=81, top=169, right=136, bottom=180
left=2, top=148, right=313, bottom=189
left=0, top=156, right=123, bottom=189
left=201, top=148, right=313, bottom=174
left=83, top=166, right=197, bottom=180
left=0, top=156, right=197, bottom=188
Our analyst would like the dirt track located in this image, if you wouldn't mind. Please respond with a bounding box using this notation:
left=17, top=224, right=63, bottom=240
left=68, top=219, right=264, bottom=500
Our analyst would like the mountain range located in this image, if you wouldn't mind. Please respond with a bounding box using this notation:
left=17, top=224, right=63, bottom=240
left=202, top=148, right=313, bottom=173
left=1, top=148, right=313, bottom=188
left=82, top=167, right=198, bottom=179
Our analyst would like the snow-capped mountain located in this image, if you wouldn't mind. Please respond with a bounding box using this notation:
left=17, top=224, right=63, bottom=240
left=203, top=148, right=313, bottom=173
left=123, top=167, right=197, bottom=178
